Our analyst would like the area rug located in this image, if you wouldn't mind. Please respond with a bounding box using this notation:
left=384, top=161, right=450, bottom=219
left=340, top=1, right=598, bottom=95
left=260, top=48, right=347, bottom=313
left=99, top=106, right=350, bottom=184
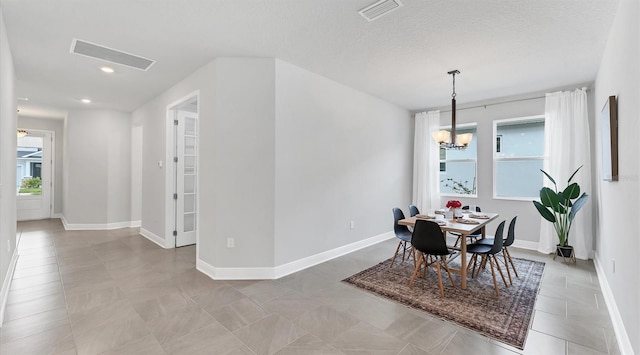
left=342, top=256, right=545, bottom=350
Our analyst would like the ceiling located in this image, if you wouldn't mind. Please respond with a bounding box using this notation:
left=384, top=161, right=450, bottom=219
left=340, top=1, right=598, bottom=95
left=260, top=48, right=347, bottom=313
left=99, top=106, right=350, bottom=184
left=1, top=0, right=620, bottom=119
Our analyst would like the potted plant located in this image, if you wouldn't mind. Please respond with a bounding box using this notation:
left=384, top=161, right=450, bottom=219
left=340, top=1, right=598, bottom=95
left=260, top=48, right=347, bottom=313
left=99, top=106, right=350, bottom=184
left=532, top=166, right=589, bottom=259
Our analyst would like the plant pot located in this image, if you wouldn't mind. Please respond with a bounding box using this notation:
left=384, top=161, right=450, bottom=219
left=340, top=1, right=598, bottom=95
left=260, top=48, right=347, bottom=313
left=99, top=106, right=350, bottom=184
left=556, top=245, right=573, bottom=257
left=554, top=244, right=576, bottom=263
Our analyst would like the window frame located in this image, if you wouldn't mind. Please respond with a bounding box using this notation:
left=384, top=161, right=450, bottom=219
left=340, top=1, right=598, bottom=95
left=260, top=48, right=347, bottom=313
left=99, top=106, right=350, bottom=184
left=439, top=123, right=478, bottom=198
left=492, top=115, right=545, bottom=201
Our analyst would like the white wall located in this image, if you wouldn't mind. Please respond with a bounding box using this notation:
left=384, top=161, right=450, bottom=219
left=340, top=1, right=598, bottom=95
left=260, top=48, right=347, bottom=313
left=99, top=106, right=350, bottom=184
left=0, top=7, right=18, bottom=325
left=134, top=57, right=412, bottom=273
left=130, top=125, right=142, bottom=225
left=63, top=109, right=132, bottom=226
left=209, top=58, right=276, bottom=267
left=17, top=116, right=64, bottom=215
left=274, top=60, right=412, bottom=265
left=594, top=0, right=639, bottom=353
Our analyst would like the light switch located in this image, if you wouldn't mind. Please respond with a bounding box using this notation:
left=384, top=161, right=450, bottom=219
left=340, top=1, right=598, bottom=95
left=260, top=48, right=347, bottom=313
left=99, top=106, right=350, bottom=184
left=157, top=160, right=163, bottom=168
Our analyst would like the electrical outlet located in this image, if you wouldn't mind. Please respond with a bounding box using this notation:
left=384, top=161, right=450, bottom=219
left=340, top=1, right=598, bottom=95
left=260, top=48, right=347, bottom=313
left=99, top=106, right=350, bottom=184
left=227, top=238, right=235, bottom=248
left=350, top=220, right=355, bottom=229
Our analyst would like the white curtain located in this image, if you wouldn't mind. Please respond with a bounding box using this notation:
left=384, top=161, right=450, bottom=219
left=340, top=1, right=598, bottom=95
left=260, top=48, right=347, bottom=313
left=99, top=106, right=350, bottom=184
left=538, top=88, right=593, bottom=259
left=413, top=111, right=441, bottom=213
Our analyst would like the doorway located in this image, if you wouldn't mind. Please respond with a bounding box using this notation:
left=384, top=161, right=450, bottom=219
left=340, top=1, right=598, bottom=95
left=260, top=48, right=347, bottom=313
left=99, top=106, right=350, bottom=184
left=17, top=130, right=53, bottom=221
left=166, top=93, right=199, bottom=248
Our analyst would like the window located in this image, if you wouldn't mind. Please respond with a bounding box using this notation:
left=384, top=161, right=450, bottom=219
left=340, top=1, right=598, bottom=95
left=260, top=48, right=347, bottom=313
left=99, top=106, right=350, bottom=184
left=440, top=125, right=477, bottom=196
left=493, top=116, right=545, bottom=199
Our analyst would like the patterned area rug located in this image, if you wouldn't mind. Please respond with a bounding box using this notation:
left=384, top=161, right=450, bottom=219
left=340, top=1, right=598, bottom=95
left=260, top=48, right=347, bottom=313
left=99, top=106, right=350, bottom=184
left=342, top=256, right=545, bottom=350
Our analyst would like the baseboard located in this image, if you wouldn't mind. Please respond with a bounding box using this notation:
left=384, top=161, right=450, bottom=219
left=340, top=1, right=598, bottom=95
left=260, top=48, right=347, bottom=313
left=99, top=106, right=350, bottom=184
left=61, top=215, right=140, bottom=231
left=53, top=213, right=63, bottom=219
left=273, top=231, right=395, bottom=278
left=196, top=259, right=275, bottom=280
left=0, top=249, right=19, bottom=326
left=129, top=220, right=141, bottom=228
left=593, top=255, right=634, bottom=355
left=139, top=228, right=169, bottom=249
left=511, top=239, right=539, bottom=251
left=196, top=231, right=395, bottom=280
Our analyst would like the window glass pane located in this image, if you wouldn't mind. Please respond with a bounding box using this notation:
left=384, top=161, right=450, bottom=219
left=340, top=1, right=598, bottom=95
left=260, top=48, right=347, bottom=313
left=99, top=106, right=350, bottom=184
left=440, top=161, right=476, bottom=195
left=496, top=121, right=544, bottom=157
left=184, top=213, right=195, bottom=232
left=17, top=135, right=44, bottom=196
left=496, top=160, right=543, bottom=198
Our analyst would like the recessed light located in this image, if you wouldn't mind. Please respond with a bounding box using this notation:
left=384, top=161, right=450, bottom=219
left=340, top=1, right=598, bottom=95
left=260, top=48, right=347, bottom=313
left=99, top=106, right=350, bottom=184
left=100, top=66, right=114, bottom=73
left=81, top=98, right=91, bottom=103
left=18, top=97, right=29, bottom=101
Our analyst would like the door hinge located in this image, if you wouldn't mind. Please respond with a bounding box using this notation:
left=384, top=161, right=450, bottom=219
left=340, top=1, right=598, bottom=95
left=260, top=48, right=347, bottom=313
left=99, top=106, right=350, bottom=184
left=173, top=230, right=177, bottom=236
left=174, top=157, right=178, bottom=163
left=174, top=120, right=178, bottom=125
left=173, top=193, right=178, bottom=200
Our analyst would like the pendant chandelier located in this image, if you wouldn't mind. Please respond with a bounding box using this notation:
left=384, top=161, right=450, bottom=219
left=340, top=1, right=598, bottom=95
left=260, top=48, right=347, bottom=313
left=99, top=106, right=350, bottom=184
left=17, top=129, right=28, bottom=138
left=432, top=70, right=473, bottom=149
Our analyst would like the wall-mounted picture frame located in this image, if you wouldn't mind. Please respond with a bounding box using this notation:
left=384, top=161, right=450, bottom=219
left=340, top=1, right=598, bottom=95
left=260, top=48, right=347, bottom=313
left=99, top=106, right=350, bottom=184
left=600, top=95, right=618, bottom=181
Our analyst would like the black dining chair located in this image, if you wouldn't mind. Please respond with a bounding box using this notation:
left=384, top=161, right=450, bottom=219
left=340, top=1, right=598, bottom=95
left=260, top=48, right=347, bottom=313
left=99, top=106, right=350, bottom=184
left=475, top=216, right=519, bottom=284
left=408, top=204, right=420, bottom=217
left=390, top=208, right=413, bottom=268
left=466, top=220, right=508, bottom=296
left=451, top=205, right=482, bottom=248
left=409, top=219, right=456, bottom=297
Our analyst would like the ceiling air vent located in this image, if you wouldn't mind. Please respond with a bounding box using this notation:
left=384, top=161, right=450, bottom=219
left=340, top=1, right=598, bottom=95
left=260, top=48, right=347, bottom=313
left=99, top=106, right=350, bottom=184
left=70, top=39, right=155, bottom=71
left=359, top=0, right=403, bottom=21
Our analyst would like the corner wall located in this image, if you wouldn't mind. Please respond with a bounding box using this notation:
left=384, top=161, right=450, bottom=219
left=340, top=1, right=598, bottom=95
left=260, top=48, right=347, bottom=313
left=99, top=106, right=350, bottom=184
left=273, top=59, right=412, bottom=266
left=63, top=109, right=132, bottom=228
left=0, top=7, right=18, bottom=325
left=593, top=0, right=640, bottom=353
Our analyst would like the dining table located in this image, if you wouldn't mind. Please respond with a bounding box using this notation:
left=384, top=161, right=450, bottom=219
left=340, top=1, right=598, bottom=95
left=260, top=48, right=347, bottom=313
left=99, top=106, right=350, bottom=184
left=398, top=212, right=499, bottom=289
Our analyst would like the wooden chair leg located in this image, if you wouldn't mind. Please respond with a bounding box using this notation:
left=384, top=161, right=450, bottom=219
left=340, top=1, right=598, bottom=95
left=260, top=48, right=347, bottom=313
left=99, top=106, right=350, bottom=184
left=408, top=253, right=423, bottom=288
left=441, top=256, right=455, bottom=288
left=505, top=248, right=519, bottom=278
left=488, top=256, right=499, bottom=297
left=434, top=258, right=444, bottom=297
left=493, top=255, right=509, bottom=287
left=502, top=250, right=513, bottom=285
left=390, top=241, right=402, bottom=268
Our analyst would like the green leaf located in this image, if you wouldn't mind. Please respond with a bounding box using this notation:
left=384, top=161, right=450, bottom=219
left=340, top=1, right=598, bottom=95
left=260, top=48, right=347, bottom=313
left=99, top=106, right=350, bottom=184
left=540, top=187, right=559, bottom=208
left=533, top=201, right=556, bottom=222
left=569, top=193, right=589, bottom=222
left=562, top=183, right=581, bottom=200
left=541, top=169, right=557, bottom=187
left=567, top=166, right=583, bottom=183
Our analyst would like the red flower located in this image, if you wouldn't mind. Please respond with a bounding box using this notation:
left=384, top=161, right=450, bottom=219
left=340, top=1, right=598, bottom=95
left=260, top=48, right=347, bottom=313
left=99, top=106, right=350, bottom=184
left=446, top=200, right=462, bottom=208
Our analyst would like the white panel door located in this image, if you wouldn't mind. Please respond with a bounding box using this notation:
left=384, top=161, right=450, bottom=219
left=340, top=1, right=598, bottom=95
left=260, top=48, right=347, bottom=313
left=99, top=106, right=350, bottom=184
left=175, top=111, right=198, bottom=247
left=17, top=132, right=52, bottom=221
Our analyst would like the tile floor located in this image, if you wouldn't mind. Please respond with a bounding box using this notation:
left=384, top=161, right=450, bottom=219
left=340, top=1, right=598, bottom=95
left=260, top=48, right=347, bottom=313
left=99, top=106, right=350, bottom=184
left=0, top=219, right=620, bottom=355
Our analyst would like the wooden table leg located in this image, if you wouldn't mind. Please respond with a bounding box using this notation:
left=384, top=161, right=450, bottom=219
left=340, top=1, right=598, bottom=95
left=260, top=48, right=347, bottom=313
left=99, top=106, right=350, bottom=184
left=461, top=233, right=467, bottom=289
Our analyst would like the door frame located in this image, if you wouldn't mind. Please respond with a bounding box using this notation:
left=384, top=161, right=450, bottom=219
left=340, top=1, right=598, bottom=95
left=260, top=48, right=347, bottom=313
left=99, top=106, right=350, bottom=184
left=16, top=128, right=55, bottom=221
left=164, top=91, right=200, bottom=249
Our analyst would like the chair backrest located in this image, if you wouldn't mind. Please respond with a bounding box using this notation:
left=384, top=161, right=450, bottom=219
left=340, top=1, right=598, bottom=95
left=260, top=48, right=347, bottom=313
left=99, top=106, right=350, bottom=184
left=393, top=208, right=411, bottom=235
left=411, top=219, right=449, bottom=256
left=488, top=220, right=506, bottom=254
left=504, top=216, right=517, bottom=247
left=462, top=205, right=482, bottom=212
left=408, top=204, right=420, bottom=217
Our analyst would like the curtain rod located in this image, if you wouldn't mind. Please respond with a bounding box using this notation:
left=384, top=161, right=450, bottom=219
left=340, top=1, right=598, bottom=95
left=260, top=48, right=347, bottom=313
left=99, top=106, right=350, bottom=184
left=437, top=95, right=544, bottom=113
left=435, top=87, right=591, bottom=113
